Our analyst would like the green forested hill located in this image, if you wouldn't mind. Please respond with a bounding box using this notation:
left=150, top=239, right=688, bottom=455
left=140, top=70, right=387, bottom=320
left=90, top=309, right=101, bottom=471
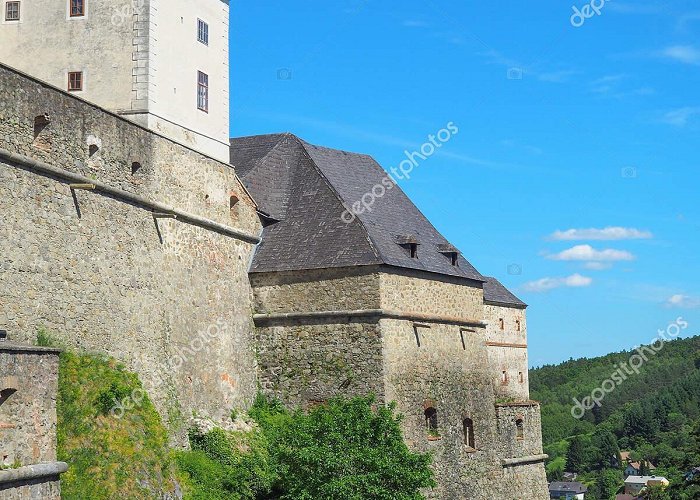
left=530, top=334, right=700, bottom=499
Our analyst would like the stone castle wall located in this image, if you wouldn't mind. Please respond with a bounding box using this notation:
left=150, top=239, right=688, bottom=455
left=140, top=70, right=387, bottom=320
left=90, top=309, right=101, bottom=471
left=0, top=345, right=66, bottom=500
left=0, top=63, right=262, bottom=439
left=484, top=303, right=530, bottom=400
left=253, top=268, right=548, bottom=499
left=0, top=346, right=60, bottom=466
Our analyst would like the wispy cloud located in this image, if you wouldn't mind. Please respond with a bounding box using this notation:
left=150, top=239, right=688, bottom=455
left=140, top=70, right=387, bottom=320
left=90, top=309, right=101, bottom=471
left=657, top=45, right=700, bottom=65
left=522, top=274, right=593, bottom=293
left=662, top=107, right=700, bottom=127
left=665, top=294, right=700, bottom=308
left=547, top=245, right=635, bottom=262
left=549, top=227, right=653, bottom=241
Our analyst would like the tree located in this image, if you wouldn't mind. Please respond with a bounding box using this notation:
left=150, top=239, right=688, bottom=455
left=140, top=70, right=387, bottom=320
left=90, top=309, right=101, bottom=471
left=592, top=429, right=621, bottom=470
left=252, top=394, right=436, bottom=499
left=566, top=436, right=587, bottom=473
left=588, top=469, right=622, bottom=500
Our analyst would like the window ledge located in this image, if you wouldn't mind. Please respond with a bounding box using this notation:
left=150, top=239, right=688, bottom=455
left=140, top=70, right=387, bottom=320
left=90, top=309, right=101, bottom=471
left=427, top=435, right=442, bottom=442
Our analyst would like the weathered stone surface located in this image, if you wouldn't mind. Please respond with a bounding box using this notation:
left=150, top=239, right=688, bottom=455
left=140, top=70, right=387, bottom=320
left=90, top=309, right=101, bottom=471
left=253, top=266, right=549, bottom=499
left=0, top=63, right=262, bottom=442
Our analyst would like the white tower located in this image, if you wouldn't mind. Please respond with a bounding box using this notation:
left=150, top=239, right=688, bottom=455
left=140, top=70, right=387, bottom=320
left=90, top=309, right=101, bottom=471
left=0, top=0, right=230, bottom=162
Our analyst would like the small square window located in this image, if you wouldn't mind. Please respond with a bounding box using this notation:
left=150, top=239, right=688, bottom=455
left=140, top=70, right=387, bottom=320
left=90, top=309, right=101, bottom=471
left=68, top=71, right=83, bottom=91
left=197, top=19, right=209, bottom=45
left=197, top=71, right=209, bottom=112
left=69, top=0, right=84, bottom=17
left=5, top=1, right=20, bottom=21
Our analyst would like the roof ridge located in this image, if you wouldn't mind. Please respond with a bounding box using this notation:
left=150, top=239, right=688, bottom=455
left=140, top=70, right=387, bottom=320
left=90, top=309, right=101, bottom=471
left=296, top=138, right=383, bottom=263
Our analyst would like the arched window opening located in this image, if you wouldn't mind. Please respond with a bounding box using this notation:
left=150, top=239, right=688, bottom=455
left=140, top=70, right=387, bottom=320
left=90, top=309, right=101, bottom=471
left=516, top=418, right=524, bottom=440
left=463, top=417, right=475, bottom=449
left=424, top=406, right=439, bottom=439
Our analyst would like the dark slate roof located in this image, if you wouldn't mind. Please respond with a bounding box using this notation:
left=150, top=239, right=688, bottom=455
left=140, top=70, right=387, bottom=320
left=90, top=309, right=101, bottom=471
left=230, top=133, right=485, bottom=281
left=549, top=482, right=588, bottom=494
left=483, top=277, right=527, bottom=308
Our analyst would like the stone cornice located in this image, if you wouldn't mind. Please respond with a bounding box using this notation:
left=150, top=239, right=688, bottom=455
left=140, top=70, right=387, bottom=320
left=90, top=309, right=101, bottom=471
left=0, top=148, right=261, bottom=245
left=0, top=462, right=68, bottom=485
left=253, top=309, right=486, bottom=328
left=500, top=454, right=548, bottom=467
left=485, top=341, right=528, bottom=348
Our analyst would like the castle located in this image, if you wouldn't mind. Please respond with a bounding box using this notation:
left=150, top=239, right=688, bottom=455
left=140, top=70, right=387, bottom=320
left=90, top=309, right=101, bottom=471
left=0, top=1, right=548, bottom=498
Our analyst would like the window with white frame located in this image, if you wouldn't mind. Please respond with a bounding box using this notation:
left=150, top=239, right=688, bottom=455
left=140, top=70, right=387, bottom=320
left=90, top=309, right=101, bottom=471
left=197, top=19, right=209, bottom=45
left=69, top=0, right=85, bottom=17
left=197, top=71, right=209, bottom=112
left=5, top=1, right=20, bottom=21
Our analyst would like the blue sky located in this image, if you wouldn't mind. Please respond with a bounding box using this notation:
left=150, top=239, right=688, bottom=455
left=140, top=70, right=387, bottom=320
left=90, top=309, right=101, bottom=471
left=229, top=1, right=700, bottom=366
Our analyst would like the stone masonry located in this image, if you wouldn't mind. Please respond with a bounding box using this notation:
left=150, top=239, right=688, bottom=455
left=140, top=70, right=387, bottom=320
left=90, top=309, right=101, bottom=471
left=252, top=266, right=549, bottom=499
left=0, top=62, right=262, bottom=441
left=0, top=344, right=67, bottom=499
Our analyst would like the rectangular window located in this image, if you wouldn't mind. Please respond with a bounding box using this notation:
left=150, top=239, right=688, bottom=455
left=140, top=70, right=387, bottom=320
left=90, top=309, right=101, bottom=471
left=69, top=0, right=84, bottom=17
left=5, top=1, right=19, bottom=21
left=197, top=19, right=209, bottom=45
left=197, top=71, right=209, bottom=112
left=68, top=71, right=83, bottom=91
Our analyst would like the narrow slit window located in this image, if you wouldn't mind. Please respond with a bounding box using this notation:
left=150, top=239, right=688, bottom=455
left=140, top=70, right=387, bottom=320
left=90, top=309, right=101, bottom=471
left=516, top=418, right=524, bottom=440
left=197, top=19, right=209, bottom=45
left=499, top=318, right=504, bottom=330
left=197, top=71, right=209, bottom=112
left=68, top=71, right=83, bottom=91
left=518, top=371, right=524, bottom=383
left=5, top=1, right=20, bottom=21
left=463, top=417, right=475, bottom=448
left=501, top=370, right=508, bottom=385
left=424, top=407, right=439, bottom=438
left=70, top=0, right=85, bottom=17
left=516, top=319, right=521, bottom=331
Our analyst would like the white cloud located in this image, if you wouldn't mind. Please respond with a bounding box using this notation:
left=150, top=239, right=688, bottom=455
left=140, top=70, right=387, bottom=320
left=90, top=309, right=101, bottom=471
left=522, top=274, right=593, bottom=293
left=665, top=294, right=700, bottom=308
left=550, top=226, right=653, bottom=241
left=548, top=245, right=635, bottom=262
left=662, top=107, right=700, bottom=127
left=658, top=45, right=700, bottom=65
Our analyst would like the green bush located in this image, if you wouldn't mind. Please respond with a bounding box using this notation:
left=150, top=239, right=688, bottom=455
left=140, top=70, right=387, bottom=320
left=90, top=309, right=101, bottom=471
left=57, top=351, right=179, bottom=499
left=252, top=393, right=435, bottom=500
left=177, top=426, right=274, bottom=499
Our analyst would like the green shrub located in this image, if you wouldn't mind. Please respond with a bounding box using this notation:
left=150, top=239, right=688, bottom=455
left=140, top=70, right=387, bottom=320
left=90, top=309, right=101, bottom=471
left=177, top=426, right=274, bottom=499
left=57, top=351, right=179, bottom=499
left=252, top=393, right=435, bottom=500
